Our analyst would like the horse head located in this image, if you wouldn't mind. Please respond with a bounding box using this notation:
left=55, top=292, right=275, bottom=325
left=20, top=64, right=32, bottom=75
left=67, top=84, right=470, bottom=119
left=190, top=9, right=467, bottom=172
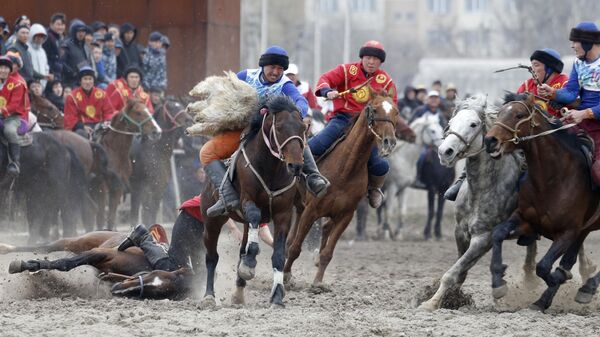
left=30, top=95, right=64, bottom=129
left=485, top=93, right=543, bottom=159
left=112, top=99, right=162, bottom=140
left=365, top=88, right=399, bottom=157
left=410, top=114, right=444, bottom=148
left=438, top=94, right=489, bottom=166
left=111, top=268, right=192, bottom=300
left=155, top=98, right=193, bottom=132
left=257, top=96, right=306, bottom=176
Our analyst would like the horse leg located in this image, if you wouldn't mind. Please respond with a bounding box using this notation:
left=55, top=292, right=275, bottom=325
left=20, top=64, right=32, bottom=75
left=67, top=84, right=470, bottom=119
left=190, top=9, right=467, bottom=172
left=202, top=216, right=226, bottom=306
left=532, top=233, right=585, bottom=311
left=237, top=201, right=261, bottom=281
left=578, top=243, right=597, bottom=282
left=424, top=189, right=435, bottom=240
left=355, top=198, right=368, bottom=241
left=419, top=232, right=491, bottom=311
left=94, top=184, right=107, bottom=230
left=394, top=188, right=406, bottom=240
left=9, top=249, right=108, bottom=274
left=434, top=192, right=445, bottom=239
left=0, top=237, right=92, bottom=255
left=141, top=193, right=162, bottom=226
left=107, top=187, right=122, bottom=231
left=129, top=184, right=141, bottom=227
left=535, top=232, right=577, bottom=288
left=490, top=217, right=519, bottom=299
left=313, top=212, right=354, bottom=286
left=232, top=225, right=249, bottom=305
left=523, top=241, right=538, bottom=283
left=269, top=211, right=292, bottom=308
left=283, top=210, right=320, bottom=284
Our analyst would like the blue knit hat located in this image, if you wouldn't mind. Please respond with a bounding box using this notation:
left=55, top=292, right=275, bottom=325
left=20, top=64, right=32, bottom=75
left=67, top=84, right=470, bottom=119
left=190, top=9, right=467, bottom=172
left=569, top=22, right=600, bottom=55
left=78, top=65, right=96, bottom=80
left=258, top=45, right=289, bottom=70
left=530, top=48, right=563, bottom=78
left=149, top=31, right=162, bottom=42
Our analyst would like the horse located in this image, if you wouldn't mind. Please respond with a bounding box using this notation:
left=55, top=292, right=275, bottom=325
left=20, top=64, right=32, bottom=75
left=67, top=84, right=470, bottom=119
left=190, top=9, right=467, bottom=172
left=284, top=89, right=400, bottom=287
left=92, top=99, right=162, bottom=230
left=29, top=94, right=64, bottom=130
left=0, top=132, right=87, bottom=242
left=200, top=96, right=306, bottom=308
left=376, top=114, right=445, bottom=240
left=5, top=217, right=204, bottom=300
left=484, top=93, right=600, bottom=311
left=129, top=99, right=192, bottom=226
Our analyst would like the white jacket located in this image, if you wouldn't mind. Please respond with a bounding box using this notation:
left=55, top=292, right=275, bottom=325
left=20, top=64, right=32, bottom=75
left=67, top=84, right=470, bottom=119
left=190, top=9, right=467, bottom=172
left=27, top=23, right=49, bottom=90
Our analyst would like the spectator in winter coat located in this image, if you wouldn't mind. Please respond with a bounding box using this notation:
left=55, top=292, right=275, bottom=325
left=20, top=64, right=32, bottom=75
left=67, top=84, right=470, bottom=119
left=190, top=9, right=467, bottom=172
left=142, top=31, right=167, bottom=91
left=42, top=13, right=66, bottom=82
left=44, top=79, right=65, bottom=112
left=7, top=25, right=41, bottom=83
left=60, top=19, right=93, bottom=87
left=27, top=23, right=51, bottom=91
left=117, top=22, right=143, bottom=78
left=102, top=33, right=118, bottom=82
left=0, top=16, right=9, bottom=54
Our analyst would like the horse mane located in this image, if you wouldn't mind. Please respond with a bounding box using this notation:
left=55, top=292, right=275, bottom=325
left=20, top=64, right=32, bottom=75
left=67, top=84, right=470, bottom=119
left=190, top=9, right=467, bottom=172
left=242, top=95, right=301, bottom=142
left=451, top=93, right=500, bottom=128
left=502, top=91, right=586, bottom=166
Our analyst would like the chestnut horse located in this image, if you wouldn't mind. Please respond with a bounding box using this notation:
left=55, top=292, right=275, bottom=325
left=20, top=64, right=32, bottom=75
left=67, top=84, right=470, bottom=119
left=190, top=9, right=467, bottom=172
left=284, top=90, right=401, bottom=287
left=200, top=96, right=306, bottom=308
left=30, top=94, right=64, bottom=130
left=129, top=99, right=192, bottom=226
left=93, top=99, right=162, bottom=230
left=484, top=93, right=600, bottom=311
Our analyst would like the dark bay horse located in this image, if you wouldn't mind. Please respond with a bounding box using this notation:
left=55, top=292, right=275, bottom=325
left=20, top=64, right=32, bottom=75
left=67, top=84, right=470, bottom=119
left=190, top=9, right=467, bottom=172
left=484, top=93, right=600, bottom=311
left=30, top=94, right=64, bottom=130
left=93, top=99, right=162, bottom=230
left=284, top=90, right=401, bottom=287
left=0, top=132, right=87, bottom=242
left=129, top=99, right=192, bottom=226
left=201, top=96, right=306, bottom=308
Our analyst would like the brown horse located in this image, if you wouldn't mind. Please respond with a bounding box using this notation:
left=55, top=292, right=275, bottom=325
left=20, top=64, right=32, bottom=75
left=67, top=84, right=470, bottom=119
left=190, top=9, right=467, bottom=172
left=94, top=99, right=162, bottom=230
left=4, top=222, right=198, bottom=300
left=129, top=99, right=192, bottom=226
left=30, top=94, right=64, bottom=129
left=201, top=96, right=306, bottom=308
left=484, top=93, right=600, bottom=311
left=284, top=89, right=401, bottom=287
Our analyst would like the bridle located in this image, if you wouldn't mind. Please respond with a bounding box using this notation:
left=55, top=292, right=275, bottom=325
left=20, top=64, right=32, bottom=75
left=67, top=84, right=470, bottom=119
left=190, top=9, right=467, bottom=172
left=444, top=113, right=486, bottom=158
left=109, top=106, right=155, bottom=135
left=493, top=101, right=576, bottom=144
left=260, top=108, right=306, bottom=161
left=365, top=100, right=395, bottom=141
left=32, top=104, right=62, bottom=129
left=159, top=101, right=186, bottom=132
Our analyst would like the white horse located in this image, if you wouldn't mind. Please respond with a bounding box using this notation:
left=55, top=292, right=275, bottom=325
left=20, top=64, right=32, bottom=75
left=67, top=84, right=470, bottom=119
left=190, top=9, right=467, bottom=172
left=378, top=114, right=444, bottom=239
left=418, top=94, right=596, bottom=310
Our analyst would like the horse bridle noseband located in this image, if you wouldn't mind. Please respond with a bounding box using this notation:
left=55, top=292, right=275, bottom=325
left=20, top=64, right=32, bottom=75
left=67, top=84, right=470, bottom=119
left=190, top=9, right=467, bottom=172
left=109, top=107, right=154, bottom=135
left=160, top=102, right=186, bottom=132
left=261, top=108, right=306, bottom=161
left=493, top=101, right=576, bottom=144
left=444, top=116, right=486, bottom=158
left=33, top=106, right=62, bottom=129
left=365, top=102, right=395, bottom=141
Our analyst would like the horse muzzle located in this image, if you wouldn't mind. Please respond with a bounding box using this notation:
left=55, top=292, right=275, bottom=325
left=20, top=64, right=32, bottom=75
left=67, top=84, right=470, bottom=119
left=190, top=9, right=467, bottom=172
left=437, top=143, right=457, bottom=167
left=287, top=163, right=303, bottom=177
left=380, top=137, right=396, bottom=157
left=484, top=136, right=502, bottom=159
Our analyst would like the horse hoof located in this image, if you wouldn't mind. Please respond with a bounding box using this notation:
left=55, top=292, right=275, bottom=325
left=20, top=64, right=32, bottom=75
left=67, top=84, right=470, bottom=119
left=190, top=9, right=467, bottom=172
left=309, top=282, right=332, bottom=294
left=284, top=273, right=297, bottom=289
left=492, top=284, right=508, bottom=299
left=270, top=302, right=285, bottom=309
left=200, top=295, right=217, bottom=309
left=528, top=302, right=545, bottom=312
left=0, top=243, right=16, bottom=254
left=417, top=300, right=438, bottom=312
left=237, top=264, right=255, bottom=281
left=8, top=260, right=24, bottom=274
left=575, top=290, right=594, bottom=304
left=231, top=287, right=245, bottom=305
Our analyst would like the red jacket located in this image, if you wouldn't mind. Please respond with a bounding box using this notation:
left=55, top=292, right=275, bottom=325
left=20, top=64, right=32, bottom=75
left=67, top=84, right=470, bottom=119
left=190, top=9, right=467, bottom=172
left=64, top=86, right=116, bottom=130
left=0, top=72, right=29, bottom=120
left=517, top=73, right=569, bottom=117
left=315, top=61, right=398, bottom=116
left=107, top=78, right=154, bottom=114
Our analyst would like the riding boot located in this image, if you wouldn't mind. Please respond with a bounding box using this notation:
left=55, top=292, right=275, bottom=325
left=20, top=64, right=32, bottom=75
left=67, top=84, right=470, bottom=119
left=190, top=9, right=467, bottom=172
left=7, top=143, right=21, bottom=177
left=117, top=224, right=149, bottom=251
left=302, top=147, right=330, bottom=197
left=411, top=150, right=427, bottom=190
left=205, top=161, right=240, bottom=217
left=367, top=174, right=387, bottom=208
left=138, top=234, right=176, bottom=271
left=444, top=168, right=466, bottom=201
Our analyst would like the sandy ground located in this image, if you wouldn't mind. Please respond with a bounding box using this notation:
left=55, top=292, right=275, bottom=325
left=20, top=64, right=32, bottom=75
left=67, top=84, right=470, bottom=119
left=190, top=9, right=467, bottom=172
left=2, top=209, right=600, bottom=337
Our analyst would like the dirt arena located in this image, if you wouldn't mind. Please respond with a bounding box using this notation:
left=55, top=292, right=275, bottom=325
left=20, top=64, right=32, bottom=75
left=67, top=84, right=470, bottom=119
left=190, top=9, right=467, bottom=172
left=2, top=210, right=600, bottom=337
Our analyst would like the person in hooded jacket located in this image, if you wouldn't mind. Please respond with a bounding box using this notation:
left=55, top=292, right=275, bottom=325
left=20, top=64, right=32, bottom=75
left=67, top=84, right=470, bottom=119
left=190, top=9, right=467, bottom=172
left=44, top=79, right=64, bottom=112
left=42, top=13, right=66, bottom=82
left=117, top=22, right=143, bottom=78
left=397, top=85, right=420, bottom=120
left=7, top=25, right=41, bottom=83
left=60, top=19, right=93, bottom=87
left=27, top=23, right=51, bottom=91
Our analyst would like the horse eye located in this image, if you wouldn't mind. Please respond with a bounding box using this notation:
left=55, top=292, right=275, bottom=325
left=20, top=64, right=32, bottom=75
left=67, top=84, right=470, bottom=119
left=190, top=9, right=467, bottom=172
left=516, top=113, right=525, bottom=119
left=470, top=122, right=477, bottom=128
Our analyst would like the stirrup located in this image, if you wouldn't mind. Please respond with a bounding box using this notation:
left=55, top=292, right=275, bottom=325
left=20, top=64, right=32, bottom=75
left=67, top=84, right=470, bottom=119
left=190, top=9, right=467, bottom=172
left=206, top=199, right=228, bottom=217
left=306, top=174, right=330, bottom=198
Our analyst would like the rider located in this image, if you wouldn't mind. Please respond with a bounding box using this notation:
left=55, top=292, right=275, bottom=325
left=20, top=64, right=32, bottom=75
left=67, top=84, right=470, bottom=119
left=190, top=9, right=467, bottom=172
left=0, top=53, right=30, bottom=176
left=64, top=66, right=116, bottom=138
left=444, top=48, right=569, bottom=201
left=106, top=64, right=154, bottom=114
left=539, top=22, right=600, bottom=184
left=284, top=63, right=320, bottom=110
left=312, top=40, right=398, bottom=208
left=201, top=45, right=329, bottom=217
